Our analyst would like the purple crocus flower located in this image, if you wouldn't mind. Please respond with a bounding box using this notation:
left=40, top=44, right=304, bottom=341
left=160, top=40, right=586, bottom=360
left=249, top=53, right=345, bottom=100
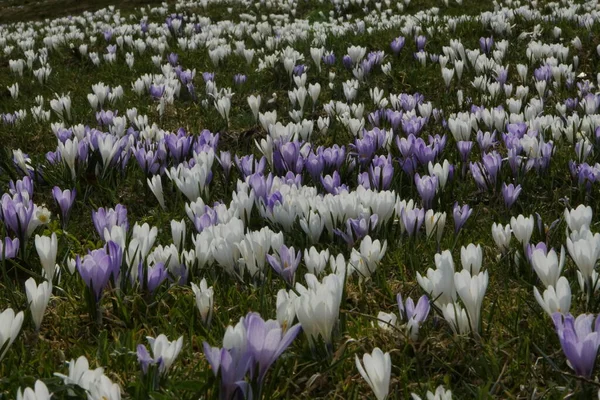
left=305, top=152, right=324, bottom=181
left=77, top=247, right=113, bottom=301
left=321, top=171, right=342, bottom=194
left=322, top=145, right=346, bottom=169
left=138, top=262, right=168, bottom=293
left=552, top=312, right=600, bottom=378
left=482, top=151, right=502, bottom=184
left=322, top=52, right=336, bottom=65
left=453, top=202, right=472, bottom=234
left=0, top=193, right=34, bottom=243
left=235, top=155, right=266, bottom=180
left=8, top=176, right=33, bottom=198
left=165, top=132, right=192, bottom=163
left=203, top=342, right=253, bottom=400
left=0, top=237, right=19, bottom=260
left=479, top=36, right=494, bottom=54
left=415, top=35, right=427, bottom=51
left=415, top=174, right=438, bottom=210
left=390, top=36, right=406, bottom=55
left=401, top=207, right=425, bottom=237
left=293, top=64, right=305, bottom=76
left=149, top=85, right=164, bottom=100
left=358, top=172, right=371, bottom=189
left=501, top=183, right=522, bottom=209
left=203, top=312, right=301, bottom=399
left=397, top=293, right=430, bottom=340
left=267, top=245, right=301, bottom=285
left=233, top=74, right=247, bottom=85
left=218, top=151, right=232, bottom=180
left=248, top=173, right=273, bottom=201
left=470, top=162, right=489, bottom=191
left=457, top=141, right=473, bottom=163
left=335, top=214, right=378, bottom=246
left=245, top=312, right=302, bottom=384
left=92, top=204, right=129, bottom=237
left=167, top=52, right=178, bottom=66
left=193, top=207, right=218, bottom=233
left=278, top=141, right=305, bottom=174
left=52, top=187, right=76, bottom=226
left=137, top=344, right=161, bottom=375
left=202, top=72, right=215, bottom=82
left=342, top=55, right=353, bottom=69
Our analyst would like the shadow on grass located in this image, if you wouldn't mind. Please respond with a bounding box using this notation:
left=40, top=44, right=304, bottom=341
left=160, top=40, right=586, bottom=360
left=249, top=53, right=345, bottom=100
left=0, top=0, right=165, bottom=24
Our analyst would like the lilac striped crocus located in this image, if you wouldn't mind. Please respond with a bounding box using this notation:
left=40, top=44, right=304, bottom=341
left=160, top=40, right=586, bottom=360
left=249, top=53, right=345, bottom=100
left=92, top=204, right=129, bottom=237
left=77, top=246, right=116, bottom=301
left=453, top=202, right=472, bottom=234
left=203, top=311, right=301, bottom=399
left=552, top=312, right=600, bottom=377
left=397, top=293, right=430, bottom=340
left=138, top=262, right=168, bottom=293
left=415, top=174, right=438, bottom=210
left=0, top=193, right=34, bottom=243
left=501, top=183, right=522, bottom=209
left=0, top=237, right=19, bottom=260
left=267, top=245, right=301, bottom=285
left=52, top=187, right=76, bottom=227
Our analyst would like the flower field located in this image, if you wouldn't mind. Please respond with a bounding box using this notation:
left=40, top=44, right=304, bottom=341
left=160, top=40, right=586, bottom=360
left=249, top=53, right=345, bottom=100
left=1, top=0, right=600, bottom=398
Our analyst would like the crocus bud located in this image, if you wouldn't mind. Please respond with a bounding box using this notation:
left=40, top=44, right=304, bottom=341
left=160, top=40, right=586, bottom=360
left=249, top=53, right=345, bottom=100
left=24, top=278, right=51, bottom=331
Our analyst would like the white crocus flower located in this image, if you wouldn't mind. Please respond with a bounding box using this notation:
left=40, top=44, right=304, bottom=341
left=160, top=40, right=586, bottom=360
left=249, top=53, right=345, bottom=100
left=533, top=276, right=571, bottom=316
left=454, top=269, right=488, bottom=333
left=191, top=278, right=213, bottom=326
left=355, top=347, right=391, bottom=400
left=25, top=278, right=51, bottom=331
left=531, top=246, right=565, bottom=288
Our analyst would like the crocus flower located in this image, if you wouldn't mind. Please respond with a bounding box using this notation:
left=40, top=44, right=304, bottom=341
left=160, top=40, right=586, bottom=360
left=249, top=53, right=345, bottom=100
left=401, top=207, right=425, bottom=238
left=510, top=214, right=534, bottom=246
left=233, top=74, right=246, bottom=85
left=16, top=380, right=51, bottom=400
left=501, top=183, right=522, bottom=209
left=397, top=293, right=430, bottom=340
left=92, top=204, right=128, bottom=237
left=415, top=174, right=438, bottom=210
left=138, top=262, right=168, bottom=293
left=295, top=273, right=343, bottom=348
left=534, top=277, right=571, bottom=316
left=460, top=244, right=483, bottom=275
left=417, top=250, right=457, bottom=307
left=531, top=246, right=565, bottom=288
left=25, top=278, right=51, bottom=331
left=355, top=348, right=391, bottom=400
left=564, top=204, right=593, bottom=232
left=245, top=312, right=302, bottom=384
left=0, top=237, right=19, bottom=260
left=1, top=194, right=34, bottom=243
left=390, top=36, right=406, bottom=55
left=35, top=233, right=58, bottom=282
left=141, top=334, right=184, bottom=376
left=491, top=223, right=511, bottom=252
left=267, top=245, right=301, bottom=285
left=453, top=202, right=472, bottom=234
left=0, top=308, right=24, bottom=361
left=411, top=385, right=453, bottom=400
left=454, top=269, right=488, bottom=333
left=191, top=278, right=213, bottom=326
left=552, top=312, right=600, bottom=377
left=77, top=247, right=115, bottom=301
left=52, top=187, right=76, bottom=227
